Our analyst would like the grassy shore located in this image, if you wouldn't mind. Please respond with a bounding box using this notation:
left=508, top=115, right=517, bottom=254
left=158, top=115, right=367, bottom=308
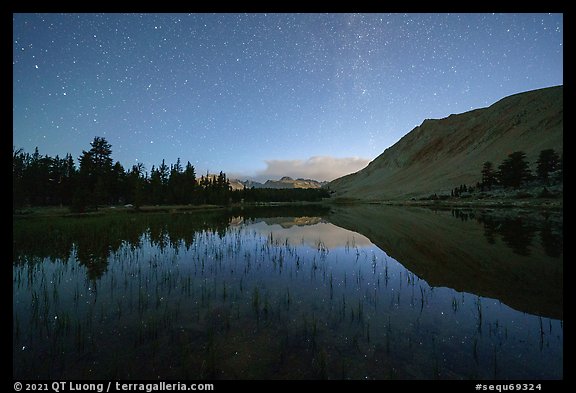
left=331, top=197, right=563, bottom=210
left=12, top=201, right=330, bottom=219
left=330, top=186, right=563, bottom=211
left=12, top=204, right=227, bottom=218
left=14, top=192, right=563, bottom=219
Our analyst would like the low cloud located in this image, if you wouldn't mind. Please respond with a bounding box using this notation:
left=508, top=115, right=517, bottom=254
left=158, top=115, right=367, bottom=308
left=254, top=156, right=370, bottom=182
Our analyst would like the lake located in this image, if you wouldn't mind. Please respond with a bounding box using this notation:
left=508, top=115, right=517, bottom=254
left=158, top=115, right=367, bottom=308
left=13, top=205, right=563, bottom=379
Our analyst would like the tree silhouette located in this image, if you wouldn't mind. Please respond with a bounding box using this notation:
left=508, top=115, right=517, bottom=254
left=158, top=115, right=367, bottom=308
left=149, top=165, right=163, bottom=205
left=536, top=149, right=560, bottom=184
left=89, top=137, right=113, bottom=171
left=75, top=137, right=115, bottom=208
left=24, top=148, right=53, bottom=206
left=182, top=161, right=198, bottom=204
left=14, top=136, right=328, bottom=210
left=481, top=161, right=496, bottom=190
left=61, top=153, right=77, bottom=205
left=157, top=159, right=170, bottom=204
left=13, top=147, right=28, bottom=210
left=497, top=151, right=531, bottom=188
left=126, top=163, right=146, bottom=208
left=168, top=158, right=186, bottom=204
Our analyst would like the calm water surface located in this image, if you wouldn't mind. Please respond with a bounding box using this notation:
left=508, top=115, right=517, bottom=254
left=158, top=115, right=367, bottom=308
left=13, top=206, right=563, bottom=379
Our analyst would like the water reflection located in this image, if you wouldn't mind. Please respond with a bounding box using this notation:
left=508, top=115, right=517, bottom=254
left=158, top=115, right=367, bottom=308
left=13, top=205, right=562, bottom=379
left=481, top=215, right=537, bottom=256
left=450, top=208, right=563, bottom=258
left=329, top=206, right=562, bottom=320
left=13, top=206, right=331, bottom=281
left=250, top=218, right=373, bottom=249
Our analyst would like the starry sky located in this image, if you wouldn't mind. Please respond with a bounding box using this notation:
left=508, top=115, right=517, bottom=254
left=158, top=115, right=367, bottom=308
left=13, top=13, right=563, bottom=182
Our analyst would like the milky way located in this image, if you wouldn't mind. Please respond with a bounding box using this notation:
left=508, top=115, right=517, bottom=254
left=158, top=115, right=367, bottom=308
left=13, top=13, right=563, bottom=181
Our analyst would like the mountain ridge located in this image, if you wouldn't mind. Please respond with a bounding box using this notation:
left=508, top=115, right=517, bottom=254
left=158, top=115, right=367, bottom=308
left=230, top=177, right=327, bottom=190
left=329, top=85, right=563, bottom=200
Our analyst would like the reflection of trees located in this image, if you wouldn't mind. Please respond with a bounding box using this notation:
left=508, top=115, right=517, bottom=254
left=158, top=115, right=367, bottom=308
left=13, top=206, right=331, bottom=280
left=451, top=209, right=475, bottom=222
left=473, top=213, right=562, bottom=258
left=498, top=218, right=536, bottom=256
left=540, top=222, right=563, bottom=258
left=75, top=246, right=110, bottom=280
left=477, top=216, right=535, bottom=255
left=14, top=213, right=225, bottom=280
left=481, top=220, right=498, bottom=245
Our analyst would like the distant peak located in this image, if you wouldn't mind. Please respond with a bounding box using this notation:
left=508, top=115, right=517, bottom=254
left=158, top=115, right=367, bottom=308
left=279, top=176, right=294, bottom=181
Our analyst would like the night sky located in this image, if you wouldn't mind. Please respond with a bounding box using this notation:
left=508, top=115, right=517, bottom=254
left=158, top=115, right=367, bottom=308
left=13, top=13, right=563, bottom=181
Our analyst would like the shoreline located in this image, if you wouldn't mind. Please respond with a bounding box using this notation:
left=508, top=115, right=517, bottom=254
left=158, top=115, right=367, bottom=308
left=12, top=201, right=328, bottom=219
left=13, top=196, right=563, bottom=219
left=328, top=196, right=563, bottom=211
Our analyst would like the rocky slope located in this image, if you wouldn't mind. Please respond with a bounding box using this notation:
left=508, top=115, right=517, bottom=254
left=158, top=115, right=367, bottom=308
left=329, top=86, right=563, bottom=200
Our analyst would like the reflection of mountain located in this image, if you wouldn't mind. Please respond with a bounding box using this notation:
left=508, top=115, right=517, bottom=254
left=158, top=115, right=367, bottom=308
left=254, top=216, right=325, bottom=228
left=329, top=205, right=563, bottom=320
left=250, top=220, right=372, bottom=249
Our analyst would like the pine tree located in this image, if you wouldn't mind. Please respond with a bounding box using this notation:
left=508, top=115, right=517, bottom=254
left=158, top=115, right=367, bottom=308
left=127, top=163, right=146, bottom=208
left=481, top=161, right=496, bottom=190
left=149, top=165, right=163, bottom=205
left=75, top=137, right=115, bottom=207
left=13, top=147, right=28, bottom=210
left=182, top=161, right=197, bottom=204
left=536, top=149, right=560, bottom=184
left=498, top=151, right=532, bottom=188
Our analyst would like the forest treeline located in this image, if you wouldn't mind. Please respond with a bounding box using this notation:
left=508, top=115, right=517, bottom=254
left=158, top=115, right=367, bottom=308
left=13, top=136, right=329, bottom=212
left=446, top=149, right=563, bottom=199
